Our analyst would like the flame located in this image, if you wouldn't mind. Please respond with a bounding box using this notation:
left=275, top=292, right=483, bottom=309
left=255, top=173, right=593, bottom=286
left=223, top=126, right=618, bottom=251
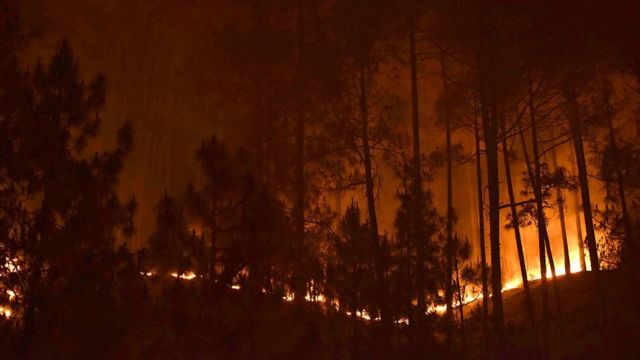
left=0, top=290, right=15, bottom=319
left=0, top=306, right=11, bottom=318
left=501, top=236, right=592, bottom=293
left=345, top=309, right=377, bottom=321
left=131, top=225, right=597, bottom=322
left=170, top=271, right=197, bottom=280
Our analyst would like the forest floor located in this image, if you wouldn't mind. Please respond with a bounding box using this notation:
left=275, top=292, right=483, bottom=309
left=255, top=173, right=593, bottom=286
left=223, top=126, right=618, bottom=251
left=477, top=269, right=640, bottom=359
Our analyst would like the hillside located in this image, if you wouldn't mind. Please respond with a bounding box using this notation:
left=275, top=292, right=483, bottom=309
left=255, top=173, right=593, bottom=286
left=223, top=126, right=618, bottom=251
left=490, top=270, right=640, bottom=359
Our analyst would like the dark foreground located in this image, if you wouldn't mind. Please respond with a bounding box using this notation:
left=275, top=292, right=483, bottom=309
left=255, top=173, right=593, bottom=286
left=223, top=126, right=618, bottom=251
left=0, top=270, right=637, bottom=359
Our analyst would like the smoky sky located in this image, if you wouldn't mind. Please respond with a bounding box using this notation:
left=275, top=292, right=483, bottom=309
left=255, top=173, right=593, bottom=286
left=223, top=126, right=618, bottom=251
left=19, top=0, right=240, bottom=246
left=15, top=0, right=619, bottom=282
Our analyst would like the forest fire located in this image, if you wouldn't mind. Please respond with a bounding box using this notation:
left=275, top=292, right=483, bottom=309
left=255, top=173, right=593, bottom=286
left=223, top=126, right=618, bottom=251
left=170, top=271, right=197, bottom=280
left=1, top=0, right=640, bottom=358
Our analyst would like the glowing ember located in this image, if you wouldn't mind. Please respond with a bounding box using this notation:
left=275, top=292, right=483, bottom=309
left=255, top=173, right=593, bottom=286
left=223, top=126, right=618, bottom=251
left=345, top=309, right=377, bottom=321
left=304, top=293, right=326, bottom=303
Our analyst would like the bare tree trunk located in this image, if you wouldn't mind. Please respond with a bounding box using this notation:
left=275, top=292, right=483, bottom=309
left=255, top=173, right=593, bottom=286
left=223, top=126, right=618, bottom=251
left=479, top=75, right=503, bottom=335
left=408, top=14, right=426, bottom=326
left=566, top=96, right=599, bottom=271
left=442, top=55, right=456, bottom=348
left=474, top=113, right=490, bottom=332
left=210, top=192, right=218, bottom=284
left=292, top=0, right=307, bottom=304
left=351, top=269, right=360, bottom=360
left=500, top=114, right=534, bottom=326
left=22, top=255, right=42, bottom=356
left=359, top=68, right=391, bottom=341
left=253, top=2, right=268, bottom=184
left=571, top=152, right=587, bottom=271
left=528, top=85, right=551, bottom=358
left=558, top=193, right=571, bottom=275
left=517, top=120, right=559, bottom=281
left=543, top=231, right=558, bottom=280
left=566, top=92, right=606, bottom=319
left=455, top=253, right=466, bottom=349
left=606, top=110, right=633, bottom=265
left=549, top=136, right=571, bottom=275
left=518, top=113, right=563, bottom=317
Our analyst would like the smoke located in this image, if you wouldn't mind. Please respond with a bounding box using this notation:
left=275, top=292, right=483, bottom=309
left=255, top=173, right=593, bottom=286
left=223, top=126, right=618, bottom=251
left=16, top=0, right=617, bottom=286
left=18, top=0, right=235, bottom=247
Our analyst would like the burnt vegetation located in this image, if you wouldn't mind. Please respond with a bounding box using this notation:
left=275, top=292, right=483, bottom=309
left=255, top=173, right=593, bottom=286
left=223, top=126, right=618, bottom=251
left=1, top=0, right=640, bottom=359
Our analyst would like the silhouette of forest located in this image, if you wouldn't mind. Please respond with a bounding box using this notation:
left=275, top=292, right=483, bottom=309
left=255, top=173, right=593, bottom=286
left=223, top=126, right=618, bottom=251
left=1, top=0, right=640, bottom=359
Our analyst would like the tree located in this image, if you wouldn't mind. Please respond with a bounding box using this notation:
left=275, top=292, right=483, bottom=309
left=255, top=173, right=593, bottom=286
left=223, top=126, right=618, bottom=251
left=0, top=38, right=136, bottom=357
left=147, top=193, right=193, bottom=278
left=325, top=0, right=402, bottom=342
left=393, top=162, right=443, bottom=348
left=327, top=202, right=377, bottom=358
left=500, top=111, right=534, bottom=327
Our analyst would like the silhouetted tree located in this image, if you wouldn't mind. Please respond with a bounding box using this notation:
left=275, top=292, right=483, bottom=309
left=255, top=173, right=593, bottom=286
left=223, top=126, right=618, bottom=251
left=0, top=37, right=137, bottom=357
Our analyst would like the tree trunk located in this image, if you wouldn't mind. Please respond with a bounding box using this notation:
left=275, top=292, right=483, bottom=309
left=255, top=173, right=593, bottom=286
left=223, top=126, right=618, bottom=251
left=528, top=86, right=551, bottom=358
left=22, top=254, right=43, bottom=356
left=292, top=0, right=307, bottom=304
left=359, top=68, right=391, bottom=340
left=408, top=14, right=426, bottom=326
left=518, top=113, right=562, bottom=317
left=455, top=253, right=466, bottom=350
left=566, top=93, right=606, bottom=319
left=558, top=192, right=571, bottom=275
left=210, top=191, right=218, bottom=284
left=606, top=110, right=633, bottom=265
left=479, top=76, right=503, bottom=335
left=443, top=54, right=456, bottom=347
left=573, top=169, right=587, bottom=272
left=500, top=114, right=534, bottom=326
left=549, top=136, right=571, bottom=275
left=474, top=113, right=490, bottom=331
left=566, top=96, right=599, bottom=272
left=517, top=120, right=559, bottom=280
